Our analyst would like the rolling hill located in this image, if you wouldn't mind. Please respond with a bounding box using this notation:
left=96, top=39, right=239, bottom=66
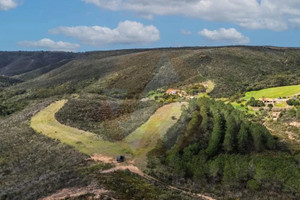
left=1, top=46, right=300, bottom=200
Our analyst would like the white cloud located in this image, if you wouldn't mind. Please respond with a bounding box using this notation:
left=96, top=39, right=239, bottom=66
left=199, top=28, right=250, bottom=44
left=82, top=0, right=300, bottom=31
left=18, top=38, right=80, bottom=52
left=49, top=20, right=160, bottom=46
left=0, top=0, right=17, bottom=10
left=181, top=29, right=192, bottom=35
left=289, top=18, right=300, bottom=27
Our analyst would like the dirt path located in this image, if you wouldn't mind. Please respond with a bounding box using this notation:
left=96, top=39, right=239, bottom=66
left=90, top=155, right=216, bottom=200
left=40, top=182, right=111, bottom=200
left=264, top=122, right=300, bottom=143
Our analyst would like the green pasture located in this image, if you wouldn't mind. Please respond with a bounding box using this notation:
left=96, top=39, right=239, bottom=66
left=244, top=84, right=300, bottom=99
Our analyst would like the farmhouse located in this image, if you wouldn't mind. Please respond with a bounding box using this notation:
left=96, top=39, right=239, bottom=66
left=260, top=98, right=277, bottom=104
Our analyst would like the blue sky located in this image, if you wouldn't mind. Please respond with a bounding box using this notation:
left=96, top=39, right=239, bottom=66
left=1, top=0, right=300, bottom=52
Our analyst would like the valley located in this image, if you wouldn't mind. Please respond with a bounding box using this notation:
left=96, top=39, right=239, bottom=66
left=1, top=46, right=300, bottom=199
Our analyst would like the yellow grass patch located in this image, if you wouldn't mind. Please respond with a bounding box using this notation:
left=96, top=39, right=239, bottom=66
left=31, top=100, right=186, bottom=167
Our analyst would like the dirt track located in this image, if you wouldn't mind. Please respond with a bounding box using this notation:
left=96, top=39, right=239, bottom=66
left=91, top=154, right=216, bottom=200
left=40, top=182, right=111, bottom=200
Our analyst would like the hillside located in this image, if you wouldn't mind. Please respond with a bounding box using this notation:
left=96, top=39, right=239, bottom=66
left=0, top=51, right=77, bottom=76
left=1, top=47, right=300, bottom=102
left=0, top=75, right=22, bottom=90
left=1, top=46, right=300, bottom=200
left=148, top=98, right=300, bottom=199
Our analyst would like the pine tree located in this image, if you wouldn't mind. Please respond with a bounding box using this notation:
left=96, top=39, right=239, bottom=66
left=223, top=115, right=237, bottom=153
left=206, top=111, right=223, bottom=157
left=237, top=122, right=249, bottom=153
left=250, top=124, right=264, bottom=152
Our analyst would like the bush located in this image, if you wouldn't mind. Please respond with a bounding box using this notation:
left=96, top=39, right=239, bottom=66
left=287, top=99, right=300, bottom=106
left=247, top=179, right=260, bottom=190
left=246, top=97, right=265, bottom=107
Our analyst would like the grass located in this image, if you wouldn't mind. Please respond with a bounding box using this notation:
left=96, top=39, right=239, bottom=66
left=55, top=97, right=159, bottom=141
left=126, top=102, right=187, bottom=168
left=244, top=84, right=300, bottom=99
left=205, top=80, right=215, bottom=94
left=31, top=99, right=186, bottom=168
left=231, top=102, right=246, bottom=110
left=274, top=102, right=287, bottom=108
left=31, top=100, right=131, bottom=156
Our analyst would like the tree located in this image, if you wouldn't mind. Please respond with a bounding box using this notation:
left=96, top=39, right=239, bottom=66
left=287, top=99, right=300, bottom=106
left=237, top=122, right=250, bottom=153
left=206, top=111, right=224, bottom=157
left=199, top=105, right=209, bottom=132
left=267, top=104, right=273, bottom=110
left=246, top=97, right=265, bottom=107
left=223, top=115, right=238, bottom=153
left=250, top=124, right=264, bottom=152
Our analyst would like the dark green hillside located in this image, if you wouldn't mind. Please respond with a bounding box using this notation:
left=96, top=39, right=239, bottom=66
left=0, top=46, right=300, bottom=118
left=2, top=46, right=300, bottom=103
left=14, top=59, right=73, bottom=81
left=147, top=98, right=300, bottom=199
left=167, top=47, right=300, bottom=97
left=0, top=75, right=22, bottom=90
left=0, top=51, right=76, bottom=76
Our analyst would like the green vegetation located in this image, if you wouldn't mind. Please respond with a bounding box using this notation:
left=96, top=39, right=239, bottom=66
left=0, top=100, right=89, bottom=199
left=2, top=47, right=300, bottom=199
left=275, top=102, right=287, bottom=107
left=78, top=165, right=197, bottom=200
left=0, top=51, right=76, bottom=76
left=147, top=98, right=299, bottom=199
left=126, top=102, right=186, bottom=168
left=0, top=75, right=22, bottom=90
left=0, top=98, right=196, bottom=200
left=31, top=99, right=185, bottom=169
left=244, top=84, right=300, bottom=99
left=31, top=100, right=131, bottom=156
left=287, top=98, right=300, bottom=106
left=56, top=97, right=159, bottom=141
left=246, top=97, right=265, bottom=107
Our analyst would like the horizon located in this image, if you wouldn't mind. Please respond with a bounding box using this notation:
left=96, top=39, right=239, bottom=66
left=1, top=0, right=300, bottom=52
left=1, top=45, right=300, bottom=53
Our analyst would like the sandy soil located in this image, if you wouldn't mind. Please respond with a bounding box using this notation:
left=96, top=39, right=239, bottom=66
left=289, top=121, right=300, bottom=128
left=40, top=182, right=111, bottom=200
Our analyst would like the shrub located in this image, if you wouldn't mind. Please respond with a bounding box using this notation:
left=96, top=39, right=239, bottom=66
left=247, top=179, right=260, bottom=190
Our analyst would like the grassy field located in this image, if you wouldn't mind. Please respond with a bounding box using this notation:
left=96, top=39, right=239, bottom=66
left=31, top=100, right=131, bottom=156
left=31, top=99, right=185, bottom=167
left=205, top=80, right=215, bottom=94
left=125, top=102, right=187, bottom=168
left=244, top=84, right=300, bottom=99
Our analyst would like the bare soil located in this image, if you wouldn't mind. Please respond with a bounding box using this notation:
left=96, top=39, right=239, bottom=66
left=40, top=182, right=111, bottom=200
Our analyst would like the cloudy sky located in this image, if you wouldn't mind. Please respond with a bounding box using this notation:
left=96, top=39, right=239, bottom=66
left=1, top=0, right=300, bottom=51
